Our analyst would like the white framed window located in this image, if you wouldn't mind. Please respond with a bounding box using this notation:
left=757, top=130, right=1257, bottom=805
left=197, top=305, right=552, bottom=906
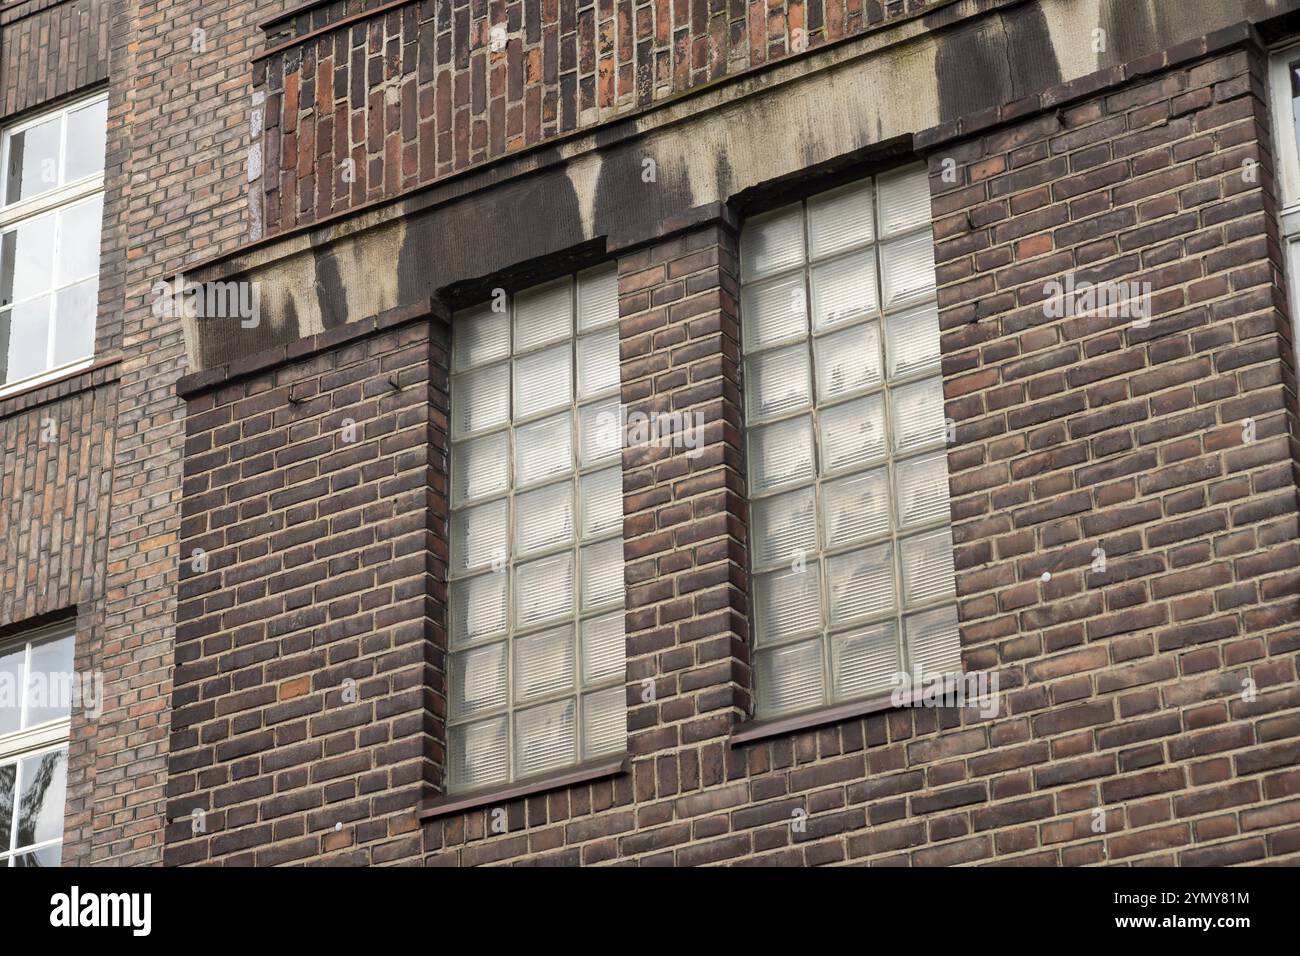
left=1267, top=44, right=1300, bottom=370
left=0, top=92, right=108, bottom=392
left=447, top=264, right=627, bottom=793
left=739, top=164, right=961, bottom=719
left=0, top=620, right=75, bottom=867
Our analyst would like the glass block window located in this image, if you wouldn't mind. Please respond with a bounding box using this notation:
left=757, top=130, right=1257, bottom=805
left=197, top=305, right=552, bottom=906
left=740, top=165, right=961, bottom=719
left=1, top=621, right=75, bottom=867
left=447, top=265, right=627, bottom=793
left=0, top=93, right=108, bottom=391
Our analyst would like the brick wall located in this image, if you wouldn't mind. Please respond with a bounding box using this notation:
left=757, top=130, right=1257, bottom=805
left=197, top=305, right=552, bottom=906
left=167, top=310, right=446, bottom=866
left=182, top=41, right=1300, bottom=867
left=256, top=0, right=946, bottom=234
left=0, top=0, right=109, bottom=119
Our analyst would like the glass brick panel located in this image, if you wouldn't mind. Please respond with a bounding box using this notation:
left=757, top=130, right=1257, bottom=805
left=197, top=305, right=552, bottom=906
left=580, top=538, right=624, bottom=611
left=514, top=344, right=572, bottom=418
left=900, top=528, right=958, bottom=607
left=814, top=321, right=881, bottom=403
left=826, top=543, right=895, bottom=624
left=451, top=498, right=508, bottom=573
left=753, top=563, right=822, bottom=646
left=452, top=431, right=509, bottom=506
left=452, top=363, right=509, bottom=438
left=810, top=249, right=877, bottom=331
left=579, top=397, right=623, bottom=465
left=449, top=718, right=508, bottom=791
left=895, top=451, right=950, bottom=528
left=906, top=604, right=962, bottom=676
left=450, top=572, right=508, bottom=647
left=755, top=639, right=825, bottom=715
left=751, top=486, right=818, bottom=570
left=581, top=611, right=625, bottom=684
left=578, top=264, right=620, bottom=331
left=885, top=301, right=942, bottom=379
left=450, top=641, right=507, bottom=718
left=515, top=699, right=576, bottom=779
left=877, top=165, right=932, bottom=237
left=749, top=415, right=815, bottom=493
left=741, top=273, right=807, bottom=351
left=890, top=377, right=947, bottom=453
left=580, top=467, right=623, bottom=539
left=822, top=467, right=891, bottom=548
left=819, top=393, right=886, bottom=473
left=745, top=343, right=811, bottom=422
left=577, top=327, right=620, bottom=397
left=831, top=622, right=899, bottom=702
left=514, top=552, right=574, bottom=628
left=452, top=303, right=510, bottom=371
left=740, top=204, right=804, bottom=281
left=514, top=626, right=574, bottom=702
left=881, top=230, right=937, bottom=307
left=582, top=687, right=626, bottom=758
left=514, top=481, right=574, bottom=556
left=514, top=411, right=572, bottom=487
left=513, top=277, right=571, bottom=352
left=808, top=180, right=874, bottom=258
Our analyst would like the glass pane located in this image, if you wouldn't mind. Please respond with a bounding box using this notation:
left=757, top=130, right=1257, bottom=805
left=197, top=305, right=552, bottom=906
left=450, top=498, right=508, bottom=573
left=808, top=180, right=874, bottom=259
left=4, top=115, right=61, bottom=205
left=755, top=639, right=824, bottom=715
left=822, top=467, right=890, bottom=549
left=582, top=686, right=625, bottom=758
left=906, top=604, right=961, bottom=676
left=452, top=362, right=509, bottom=438
left=751, top=486, right=817, bottom=570
left=900, top=528, right=957, bottom=607
left=580, top=538, right=624, bottom=612
left=3, top=297, right=53, bottom=384
left=1, top=214, right=56, bottom=306
left=740, top=204, right=804, bottom=281
left=819, top=393, right=886, bottom=473
left=814, top=321, right=881, bottom=403
left=450, top=572, right=508, bottom=647
left=580, top=611, right=625, bottom=684
left=453, top=302, right=510, bottom=371
left=580, top=467, right=623, bottom=540
left=0, top=761, right=13, bottom=848
left=885, top=301, right=941, bottom=379
left=514, top=625, right=574, bottom=702
left=891, top=377, right=947, bottom=453
left=826, top=543, right=895, bottom=624
left=895, top=451, right=950, bottom=528
left=16, top=748, right=66, bottom=849
left=748, top=415, right=815, bottom=493
left=0, top=644, right=23, bottom=735
left=452, top=431, right=509, bottom=506
left=25, top=631, right=75, bottom=728
left=576, top=327, right=620, bottom=397
left=880, top=230, right=937, bottom=307
left=745, top=343, right=810, bottom=422
left=448, top=717, right=508, bottom=791
left=578, top=397, right=622, bottom=465
left=13, top=843, right=61, bottom=867
left=514, top=552, right=573, bottom=628
left=753, top=563, right=822, bottom=645
left=877, top=164, right=932, bottom=237
left=514, top=481, right=574, bottom=556
left=52, top=278, right=97, bottom=368
left=513, top=277, right=571, bottom=352
left=810, top=249, right=877, bottom=332
left=56, top=195, right=104, bottom=283
left=449, top=641, right=507, bottom=718
left=832, top=622, right=899, bottom=702
left=741, top=273, right=806, bottom=351
left=515, top=698, right=576, bottom=779
left=577, top=264, right=619, bottom=331
left=64, top=99, right=108, bottom=183
left=514, top=411, right=571, bottom=487
left=514, top=344, right=571, bottom=418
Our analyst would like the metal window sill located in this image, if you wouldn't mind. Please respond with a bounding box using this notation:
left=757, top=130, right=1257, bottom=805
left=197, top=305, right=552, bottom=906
left=729, top=690, right=904, bottom=747
left=419, top=756, right=629, bottom=822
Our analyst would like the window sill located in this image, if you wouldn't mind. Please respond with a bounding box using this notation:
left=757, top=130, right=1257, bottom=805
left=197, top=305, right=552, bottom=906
left=729, top=691, right=903, bottom=747
left=0, top=355, right=118, bottom=404
left=419, top=755, right=629, bottom=821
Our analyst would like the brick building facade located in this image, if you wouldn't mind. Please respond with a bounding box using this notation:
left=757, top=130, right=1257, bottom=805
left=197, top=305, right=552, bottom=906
left=3, top=0, right=1300, bottom=867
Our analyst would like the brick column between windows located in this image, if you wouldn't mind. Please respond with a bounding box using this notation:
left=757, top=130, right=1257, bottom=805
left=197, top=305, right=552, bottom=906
left=167, top=307, right=448, bottom=866
left=616, top=215, right=753, bottom=802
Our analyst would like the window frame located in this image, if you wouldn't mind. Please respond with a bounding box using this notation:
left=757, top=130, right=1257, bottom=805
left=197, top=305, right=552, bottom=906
left=0, top=90, right=109, bottom=395
left=737, top=164, right=962, bottom=724
left=1267, top=43, right=1300, bottom=377
left=444, top=264, right=628, bottom=796
left=0, top=618, right=76, bottom=867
